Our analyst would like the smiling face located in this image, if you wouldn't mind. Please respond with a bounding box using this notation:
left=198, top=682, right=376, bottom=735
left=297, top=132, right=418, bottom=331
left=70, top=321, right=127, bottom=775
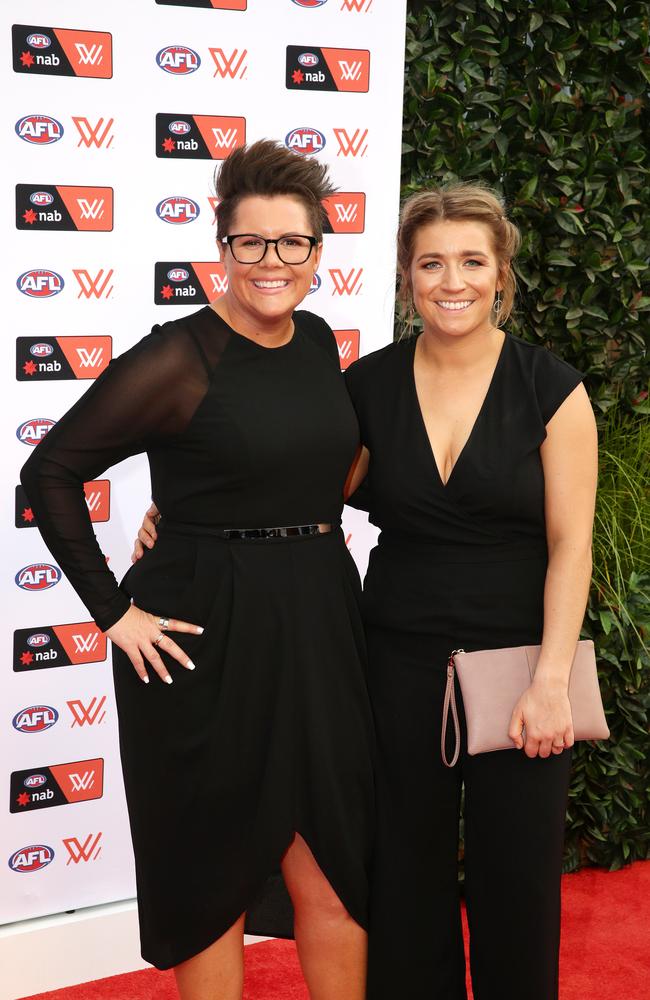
left=410, top=219, right=504, bottom=341
left=218, top=194, right=322, bottom=334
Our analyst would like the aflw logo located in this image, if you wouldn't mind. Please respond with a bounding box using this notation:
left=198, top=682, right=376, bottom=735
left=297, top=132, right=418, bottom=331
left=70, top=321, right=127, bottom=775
left=72, top=117, right=114, bottom=149
left=341, top=0, right=373, bottom=9
left=68, top=770, right=97, bottom=792
left=338, top=60, right=364, bottom=81
left=211, top=272, right=229, bottom=295
left=209, top=48, right=247, bottom=79
left=84, top=491, right=103, bottom=514
left=67, top=696, right=107, bottom=727
left=335, top=203, right=358, bottom=223
left=76, top=347, right=104, bottom=368
left=334, top=128, right=368, bottom=158
left=329, top=268, right=364, bottom=296
left=334, top=330, right=360, bottom=369
left=77, top=198, right=105, bottom=221
left=72, top=631, right=100, bottom=655
left=75, top=43, right=104, bottom=66
left=73, top=269, right=114, bottom=299
left=63, top=832, right=102, bottom=865
left=212, top=128, right=240, bottom=153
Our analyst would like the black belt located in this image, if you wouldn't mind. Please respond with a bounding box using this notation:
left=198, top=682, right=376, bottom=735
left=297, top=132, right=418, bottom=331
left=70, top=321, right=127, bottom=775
left=162, top=520, right=331, bottom=541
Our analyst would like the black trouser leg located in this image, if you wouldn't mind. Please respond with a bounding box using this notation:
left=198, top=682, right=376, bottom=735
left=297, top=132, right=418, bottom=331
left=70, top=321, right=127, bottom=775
left=365, top=628, right=467, bottom=1000
left=463, top=747, right=572, bottom=1000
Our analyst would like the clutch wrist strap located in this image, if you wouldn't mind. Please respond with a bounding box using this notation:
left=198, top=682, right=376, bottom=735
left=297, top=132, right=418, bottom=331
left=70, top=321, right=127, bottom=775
left=441, top=652, right=462, bottom=768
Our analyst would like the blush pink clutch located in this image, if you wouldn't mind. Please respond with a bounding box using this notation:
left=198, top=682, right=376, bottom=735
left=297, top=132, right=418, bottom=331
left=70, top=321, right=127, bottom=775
left=441, top=639, right=610, bottom=767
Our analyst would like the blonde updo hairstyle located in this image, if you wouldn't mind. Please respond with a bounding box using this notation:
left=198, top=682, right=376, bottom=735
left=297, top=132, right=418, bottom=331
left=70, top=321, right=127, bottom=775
left=397, top=183, right=521, bottom=333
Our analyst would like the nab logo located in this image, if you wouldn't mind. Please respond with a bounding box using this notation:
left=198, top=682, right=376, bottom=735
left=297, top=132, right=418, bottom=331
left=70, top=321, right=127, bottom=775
left=73, top=269, right=114, bottom=299
left=334, top=329, right=360, bottom=370
left=209, top=48, right=248, bottom=79
left=8, top=845, right=54, bottom=873
left=329, top=267, right=364, bottom=296
left=309, top=273, right=322, bottom=294
left=68, top=696, right=107, bottom=728
left=156, top=196, right=200, bottom=224
left=17, top=270, right=64, bottom=298
left=14, top=621, right=106, bottom=672
left=63, top=832, right=103, bottom=865
left=15, top=114, right=63, bottom=144
left=17, top=418, right=55, bottom=445
left=286, top=46, right=370, bottom=93
left=285, top=127, right=325, bottom=155
left=31, top=191, right=54, bottom=207
left=15, top=564, right=62, bottom=592
left=13, top=706, right=59, bottom=734
left=73, top=117, right=114, bottom=149
left=334, top=128, right=368, bottom=157
left=156, top=45, right=200, bottom=74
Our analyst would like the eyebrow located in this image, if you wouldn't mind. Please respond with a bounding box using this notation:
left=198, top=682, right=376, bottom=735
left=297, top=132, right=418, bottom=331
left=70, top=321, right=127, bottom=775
left=416, top=250, right=490, bottom=262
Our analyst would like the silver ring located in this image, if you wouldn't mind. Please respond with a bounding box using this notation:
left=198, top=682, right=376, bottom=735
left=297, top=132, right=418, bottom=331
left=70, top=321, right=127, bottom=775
left=153, top=633, right=165, bottom=647
left=158, top=617, right=170, bottom=630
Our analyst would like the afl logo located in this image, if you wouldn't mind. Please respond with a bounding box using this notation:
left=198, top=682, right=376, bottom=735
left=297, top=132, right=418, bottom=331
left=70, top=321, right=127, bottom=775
left=291, top=0, right=329, bottom=6
left=27, top=632, right=51, bottom=647
left=15, top=114, right=63, bottom=145
left=298, top=53, right=319, bottom=67
left=285, top=127, right=326, bottom=156
left=156, top=45, right=200, bottom=75
left=156, top=196, right=200, bottom=225
left=17, top=418, right=55, bottom=445
left=167, top=268, right=190, bottom=282
left=169, top=120, right=192, bottom=136
left=9, top=845, right=55, bottom=874
left=309, top=273, right=322, bottom=294
left=17, top=270, right=64, bottom=298
left=30, top=343, right=54, bottom=358
left=24, top=774, right=47, bottom=788
left=30, top=191, right=54, bottom=207
left=15, top=564, right=62, bottom=592
left=12, top=705, right=59, bottom=733
left=27, top=33, right=51, bottom=49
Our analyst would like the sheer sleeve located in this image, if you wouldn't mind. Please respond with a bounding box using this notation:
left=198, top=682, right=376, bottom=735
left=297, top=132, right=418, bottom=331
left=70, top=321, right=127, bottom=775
left=20, top=324, right=209, bottom=632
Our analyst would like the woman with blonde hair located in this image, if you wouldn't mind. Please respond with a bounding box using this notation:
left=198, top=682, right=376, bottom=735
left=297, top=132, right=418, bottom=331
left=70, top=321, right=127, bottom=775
left=345, top=183, right=597, bottom=999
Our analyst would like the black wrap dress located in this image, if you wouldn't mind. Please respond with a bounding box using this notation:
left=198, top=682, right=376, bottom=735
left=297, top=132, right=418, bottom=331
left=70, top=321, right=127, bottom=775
left=345, top=331, right=585, bottom=1000
left=21, top=306, right=375, bottom=970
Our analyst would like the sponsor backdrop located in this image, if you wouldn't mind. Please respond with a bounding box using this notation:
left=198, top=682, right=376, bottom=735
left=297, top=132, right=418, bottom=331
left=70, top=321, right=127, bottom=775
left=2, top=0, right=407, bottom=926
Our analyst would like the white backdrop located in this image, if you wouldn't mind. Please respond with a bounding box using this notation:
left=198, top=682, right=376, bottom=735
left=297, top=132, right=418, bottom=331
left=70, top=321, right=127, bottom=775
left=2, top=0, right=406, bottom=927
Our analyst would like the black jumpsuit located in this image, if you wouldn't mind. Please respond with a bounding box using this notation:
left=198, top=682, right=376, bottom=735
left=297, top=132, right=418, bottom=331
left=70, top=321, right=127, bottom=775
left=345, top=331, right=584, bottom=1000
left=21, top=306, right=375, bottom=970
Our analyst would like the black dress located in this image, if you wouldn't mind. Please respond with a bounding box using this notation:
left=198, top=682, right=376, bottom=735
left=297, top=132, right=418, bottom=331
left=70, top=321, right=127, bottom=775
left=21, top=306, right=375, bottom=970
left=345, top=331, right=584, bottom=1000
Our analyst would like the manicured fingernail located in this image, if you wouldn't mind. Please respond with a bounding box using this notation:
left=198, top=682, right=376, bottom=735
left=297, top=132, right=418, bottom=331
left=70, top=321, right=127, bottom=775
left=186, top=660, right=195, bottom=670
left=164, top=676, right=173, bottom=685
left=196, top=627, right=204, bottom=635
left=142, top=675, right=149, bottom=684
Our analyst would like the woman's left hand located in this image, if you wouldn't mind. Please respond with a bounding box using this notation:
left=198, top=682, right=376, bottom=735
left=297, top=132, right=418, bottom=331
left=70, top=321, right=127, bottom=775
left=508, top=678, right=575, bottom=759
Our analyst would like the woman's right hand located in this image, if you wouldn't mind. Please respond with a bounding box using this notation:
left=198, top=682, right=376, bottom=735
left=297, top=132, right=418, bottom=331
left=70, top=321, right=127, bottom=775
left=131, top=502, right=160, bottom=563
left=106, top=604, right=203, bottom=684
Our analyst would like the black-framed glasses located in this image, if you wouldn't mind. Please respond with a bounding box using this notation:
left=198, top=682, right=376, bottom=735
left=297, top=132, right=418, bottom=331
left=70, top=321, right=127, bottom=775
left=221, top=234, right=319, bottom=265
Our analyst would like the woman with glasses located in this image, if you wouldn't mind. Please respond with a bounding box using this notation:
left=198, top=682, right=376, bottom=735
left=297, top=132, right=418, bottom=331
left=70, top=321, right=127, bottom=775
left=20, top=141, right=374, bottom=1000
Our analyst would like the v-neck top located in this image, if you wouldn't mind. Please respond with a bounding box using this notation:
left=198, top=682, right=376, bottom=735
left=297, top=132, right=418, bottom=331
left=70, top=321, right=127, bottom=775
left=345, top=332, right=584, bottom=553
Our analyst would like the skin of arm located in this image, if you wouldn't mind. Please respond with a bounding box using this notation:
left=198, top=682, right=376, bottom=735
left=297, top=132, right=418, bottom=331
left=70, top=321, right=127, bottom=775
left=508, top=383, right=598, bottom=758
left=344, top=446, right=370, bottom=501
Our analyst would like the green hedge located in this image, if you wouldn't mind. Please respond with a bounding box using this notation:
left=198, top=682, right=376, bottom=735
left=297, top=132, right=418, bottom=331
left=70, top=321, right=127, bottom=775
left=402, top=0, right=650, bottom=870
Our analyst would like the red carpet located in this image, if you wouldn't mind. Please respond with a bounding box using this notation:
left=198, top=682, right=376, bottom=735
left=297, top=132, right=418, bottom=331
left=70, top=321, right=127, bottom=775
left=22, top=862, right=650, bottom=1000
